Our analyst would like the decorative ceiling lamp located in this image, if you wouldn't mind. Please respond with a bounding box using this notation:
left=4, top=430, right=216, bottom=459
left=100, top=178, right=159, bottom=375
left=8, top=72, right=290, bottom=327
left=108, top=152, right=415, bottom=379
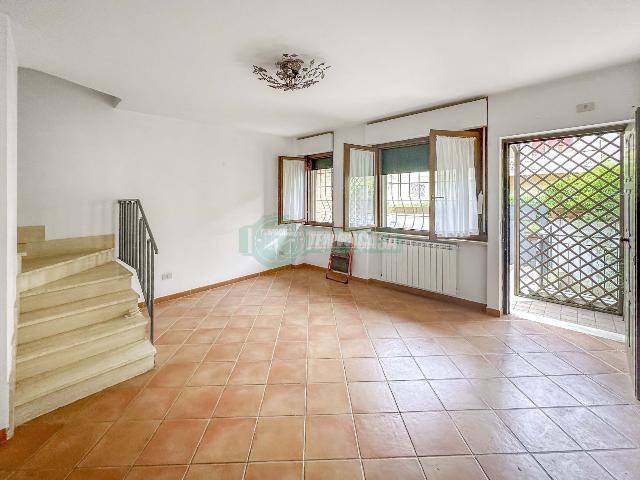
left=253, top=53, right=330, bottom=91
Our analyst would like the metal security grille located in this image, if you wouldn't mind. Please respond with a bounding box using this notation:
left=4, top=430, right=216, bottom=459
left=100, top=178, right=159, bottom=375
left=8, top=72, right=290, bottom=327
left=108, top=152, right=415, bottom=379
left=381, top=171, right=430, bottom=231
left=309, top=167, right=333, bottom=224
left=514, top=130, right=623, bottom=313
left=348, top=176, right=376, bottom=227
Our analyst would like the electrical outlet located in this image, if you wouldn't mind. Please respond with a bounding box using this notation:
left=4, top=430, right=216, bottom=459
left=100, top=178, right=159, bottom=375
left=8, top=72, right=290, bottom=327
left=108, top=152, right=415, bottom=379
left=161, top=272, right=172, bottom=280
left=576, top=102, right=595, bottom=113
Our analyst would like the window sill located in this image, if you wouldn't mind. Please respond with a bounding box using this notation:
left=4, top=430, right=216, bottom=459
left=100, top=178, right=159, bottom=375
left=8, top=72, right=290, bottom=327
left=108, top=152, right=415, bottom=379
left=447, top=237, right=488, bottom=245
left=373, top=229, right=488, bottom=245
left=276, top=222, right=334, bottom=228
left=304, top=222, right=333, bottom=229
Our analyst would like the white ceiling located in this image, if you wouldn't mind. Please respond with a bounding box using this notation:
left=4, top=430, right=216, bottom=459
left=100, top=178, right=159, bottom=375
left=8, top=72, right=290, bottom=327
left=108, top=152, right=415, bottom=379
left=2, top=0, right=640, bottom=136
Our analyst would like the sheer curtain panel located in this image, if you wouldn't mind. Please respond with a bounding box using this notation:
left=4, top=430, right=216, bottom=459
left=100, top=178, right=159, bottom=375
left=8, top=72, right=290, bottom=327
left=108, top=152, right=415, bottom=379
left=282, top=159, right=305, bottom=221
left=347, top=147, right=376, bottom=228
left=434, top=135, right=479, bottom=237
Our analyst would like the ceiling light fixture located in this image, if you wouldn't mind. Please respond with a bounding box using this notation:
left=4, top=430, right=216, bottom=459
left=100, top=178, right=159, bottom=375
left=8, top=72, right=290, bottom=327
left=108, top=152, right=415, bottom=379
left=253, top=53, right=330, bottom=91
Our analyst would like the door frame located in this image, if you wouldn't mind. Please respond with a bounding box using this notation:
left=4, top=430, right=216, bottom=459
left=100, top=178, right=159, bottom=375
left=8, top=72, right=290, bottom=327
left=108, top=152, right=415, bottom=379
left=630, top=108, right=640, bottom=398
left=500, top=123, right=630, bottom=315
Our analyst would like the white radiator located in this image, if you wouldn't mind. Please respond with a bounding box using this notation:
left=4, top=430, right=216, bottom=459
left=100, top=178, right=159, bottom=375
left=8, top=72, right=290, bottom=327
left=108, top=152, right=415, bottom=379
left=378, top=235, right=458, bottom=296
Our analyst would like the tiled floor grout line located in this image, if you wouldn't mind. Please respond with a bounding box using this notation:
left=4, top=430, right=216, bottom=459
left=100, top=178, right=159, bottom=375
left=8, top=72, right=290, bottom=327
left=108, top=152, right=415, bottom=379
left=181, top=316, right=228, bottom=477
left=357, top=301, right=429, bottom=479
left=423, top=369, right=488, bottom=477
left=509, top=351, right=627, bottom=407
left=463, top=343, right=639, bottom=480
left=368, top=300, right=627, bottom=464
left=512, top=295, right=625, bottom=335
left=120, top=284, right=222, bottom=478
left=174, top=278, right=250, bottom=478
left=126, top=295, right=220, bottom=479
left=36, top=299, right=200, bottom=480
left=301, top=290, right=310, bottom=480
left=476, top=388, right=561, bottom=480
left=468, top=340, right=639, bottom=453
left=522, top=416, right=614, bottom=480
left=136, top=281, right=242, bottom=475
left=370, top=305, right=637, bottom=479
left=334, top=297, right=367, bottom=480
left=239, top=278, right=281, bottom=480
left=584, top=449, right=632, bottom=480
left=180, top=275, right=631, bottom=480
left=476, top=331, right=631, bottom=405
left=423, top=328, right=627, bottom=479
left=57, top=421, right=116, bottom=480
left=9, top=268, right=640, bottom=479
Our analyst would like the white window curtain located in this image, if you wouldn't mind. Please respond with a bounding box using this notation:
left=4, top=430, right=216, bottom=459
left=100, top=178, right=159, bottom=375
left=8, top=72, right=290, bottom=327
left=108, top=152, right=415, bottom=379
left=282, top=159, right=305, bottom=221
left=434, top=136, right=479, bottom=237
left=348, top=148, right=376, bottom=228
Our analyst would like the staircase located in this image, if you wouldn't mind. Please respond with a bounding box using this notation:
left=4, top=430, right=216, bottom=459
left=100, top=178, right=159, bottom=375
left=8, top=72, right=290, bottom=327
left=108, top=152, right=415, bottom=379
left=14, top=226, right=156, bottom=425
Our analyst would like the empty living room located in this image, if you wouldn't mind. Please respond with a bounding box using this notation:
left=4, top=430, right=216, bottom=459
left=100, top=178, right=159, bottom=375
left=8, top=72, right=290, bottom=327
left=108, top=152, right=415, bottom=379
left=0, top=1, right=639, bottom=479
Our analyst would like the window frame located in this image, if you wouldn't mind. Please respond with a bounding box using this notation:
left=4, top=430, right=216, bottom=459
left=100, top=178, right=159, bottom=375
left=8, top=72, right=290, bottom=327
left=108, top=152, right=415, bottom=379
left=376, top=136, right=431, bottom=236
left=278, top=156, right=307, bottom=225
left=429, top=128, right=486, bottom=241
left=369, top=127, right=488, bottom=241
left=278, top=153, right=334, bottom=227
left=343, top=143, right=379, bottom=231
left=306, top=151, right=334, bottom=227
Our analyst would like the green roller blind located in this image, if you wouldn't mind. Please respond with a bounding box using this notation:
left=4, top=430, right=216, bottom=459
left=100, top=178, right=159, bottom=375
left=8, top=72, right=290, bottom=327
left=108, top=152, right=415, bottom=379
left=311, top=156, right=333, bottom=170
left=381, top=143, right=428, bottom=175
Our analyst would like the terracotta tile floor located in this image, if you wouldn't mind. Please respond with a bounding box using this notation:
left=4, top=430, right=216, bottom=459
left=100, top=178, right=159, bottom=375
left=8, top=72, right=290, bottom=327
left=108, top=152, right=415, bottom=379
left=2, top=267, right=639, bottom=480
left=512, top=295, right=625, bottom=335
left=508, top=266, right=625, bottom=335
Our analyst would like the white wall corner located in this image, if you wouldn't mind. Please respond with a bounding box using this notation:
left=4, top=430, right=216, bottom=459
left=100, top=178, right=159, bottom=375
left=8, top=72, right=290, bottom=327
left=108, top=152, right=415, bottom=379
left=485, top=60, right=640, bottom=312
left=0, top=12, right=17, bottom=435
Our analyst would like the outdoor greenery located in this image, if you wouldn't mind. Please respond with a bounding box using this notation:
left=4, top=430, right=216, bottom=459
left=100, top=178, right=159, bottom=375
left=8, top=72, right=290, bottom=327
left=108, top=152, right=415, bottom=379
left=521, top=160, right=620, bottom=218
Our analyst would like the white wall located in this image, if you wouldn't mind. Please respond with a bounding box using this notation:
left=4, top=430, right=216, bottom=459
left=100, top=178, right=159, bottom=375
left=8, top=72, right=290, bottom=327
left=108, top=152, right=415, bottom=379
left=366, top=99, right=488, bottom=303
left=19, top=60, right=640, bottom=313
left=18, top=68, right=292, bottom=298
left=365, top=99, right=487, bottom=144
left=295, top=132, right=333, bottom=156
left=0, top=14, right=17, bottom=433
left=301, top=119, right=487, bottom=304
left=299, top=125, right=372, bottom=278
left=485, top=61, right=640, bottom=311
left=299, top=64, right=640, bottom=307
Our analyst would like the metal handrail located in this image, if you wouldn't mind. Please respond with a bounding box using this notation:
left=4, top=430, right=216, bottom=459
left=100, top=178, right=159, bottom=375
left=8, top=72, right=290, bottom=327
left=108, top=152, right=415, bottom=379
left=118, top=199, right=159, bottom=253
left=117, top=199, right=159, bottom=343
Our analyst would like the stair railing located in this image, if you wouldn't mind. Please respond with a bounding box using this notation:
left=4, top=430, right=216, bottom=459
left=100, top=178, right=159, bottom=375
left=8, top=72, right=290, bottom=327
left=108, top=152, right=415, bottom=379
left=118, top=199, right=159, bottom=343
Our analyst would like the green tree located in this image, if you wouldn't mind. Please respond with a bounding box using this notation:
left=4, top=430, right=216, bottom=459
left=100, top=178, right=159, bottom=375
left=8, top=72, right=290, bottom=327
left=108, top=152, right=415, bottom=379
left=523, top=160, right=620, bottom=220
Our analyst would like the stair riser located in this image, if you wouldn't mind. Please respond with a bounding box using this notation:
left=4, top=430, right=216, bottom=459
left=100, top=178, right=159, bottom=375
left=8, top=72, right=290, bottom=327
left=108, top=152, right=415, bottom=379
left=18, top=301, right=138, bottom=344
left=16, top=340, right=155, bottom=407
left=20, top=277, right=131, bottom=313
left=19, top=250, right=113, bottom=292
left=17, top=325, right=147, bottom=381
left=25, top=235, right=114, bottom=258
left=15, top=354, right=155, bottom=425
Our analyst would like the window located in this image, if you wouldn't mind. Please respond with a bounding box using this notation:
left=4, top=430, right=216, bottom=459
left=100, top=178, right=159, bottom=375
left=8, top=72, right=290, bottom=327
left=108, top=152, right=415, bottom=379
left=279, top=157, right=306, bottom=223
left=431, top=129, right=484, bottom=238
left=343, top=128, right=486, bottom=239
left=344, top=144, right=376, bottom=229
left=278, top=154, right=333, bottom=226
left=308, top=154, right=333, bottom=225
left=380, top=142, right=430, bottom=232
